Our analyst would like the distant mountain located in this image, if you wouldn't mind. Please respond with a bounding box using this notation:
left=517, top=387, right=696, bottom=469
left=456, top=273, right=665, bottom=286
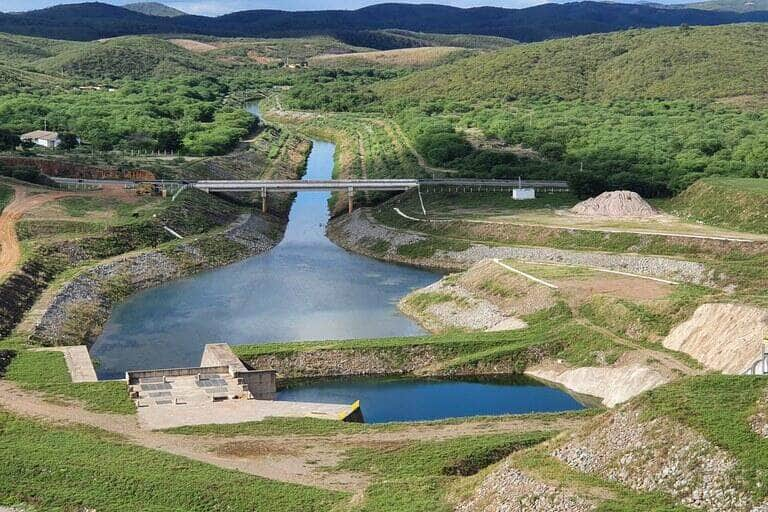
left=4, top=1, right=768, bottom=43
left=683, top=0, right=768, bottom=12
left=123, top=2, right=186, bottom=17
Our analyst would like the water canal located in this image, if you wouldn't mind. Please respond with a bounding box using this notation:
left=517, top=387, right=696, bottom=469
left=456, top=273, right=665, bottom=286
left=90, top=103, right=587, bottom=419
left=90, top=108, right=437, bottom=379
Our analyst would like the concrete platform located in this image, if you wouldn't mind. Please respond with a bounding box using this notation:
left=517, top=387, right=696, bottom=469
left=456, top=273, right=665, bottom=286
left=138, top=394, right=358, bottom=430
left=33, top=345, right=98, bottom=383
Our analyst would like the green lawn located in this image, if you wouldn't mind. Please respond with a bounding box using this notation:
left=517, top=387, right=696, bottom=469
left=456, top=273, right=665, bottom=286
left=0, top=410, right=346, bottom=512
left=3, top=345, right=134, bottom=414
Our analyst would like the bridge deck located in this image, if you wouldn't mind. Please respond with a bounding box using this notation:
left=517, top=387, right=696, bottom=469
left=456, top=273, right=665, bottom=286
left=49, top=176, right=569, bottom=192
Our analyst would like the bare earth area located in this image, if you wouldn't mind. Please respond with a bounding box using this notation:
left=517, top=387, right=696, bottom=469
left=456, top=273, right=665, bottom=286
left=0, top=186, right=71, bottom=278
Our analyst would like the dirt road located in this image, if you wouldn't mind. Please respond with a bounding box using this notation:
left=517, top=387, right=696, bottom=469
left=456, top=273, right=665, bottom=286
left=0, top=186, right=71, bottom=277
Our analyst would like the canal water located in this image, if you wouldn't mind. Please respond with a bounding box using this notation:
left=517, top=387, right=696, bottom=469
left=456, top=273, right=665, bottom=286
left=89, top=103, right=587, bottom=420
left=90, top=111, right=437, bottom=379
left=278, top=375, right=586, bottom=423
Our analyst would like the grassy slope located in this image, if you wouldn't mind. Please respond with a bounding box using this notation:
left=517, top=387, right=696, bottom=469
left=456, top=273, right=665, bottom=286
left=374, top=24, right=768, bottom=102
left=0, top=411, right=345, bottom=511
left=3, top=343, right=134, bottom=414
left=235, top=303, right=625, bottom=371
left=666, top=177, right=768, bottom=234
left=337, top=431, right=553, bottom=512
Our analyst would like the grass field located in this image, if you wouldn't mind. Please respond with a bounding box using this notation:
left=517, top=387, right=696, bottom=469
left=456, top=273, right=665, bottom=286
left=2, top=342, right=134, bottom=414
left=0, top=410, right=345, bottom=512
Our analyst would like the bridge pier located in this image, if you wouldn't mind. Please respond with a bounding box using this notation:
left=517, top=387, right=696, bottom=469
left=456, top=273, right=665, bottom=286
left=261, top=187, right=268, bottom=214
left=348, top=187, right=354, bottom=214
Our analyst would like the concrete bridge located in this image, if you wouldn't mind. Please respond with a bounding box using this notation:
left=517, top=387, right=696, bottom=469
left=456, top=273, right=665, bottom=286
left=49, top=177, right=569, bottom=213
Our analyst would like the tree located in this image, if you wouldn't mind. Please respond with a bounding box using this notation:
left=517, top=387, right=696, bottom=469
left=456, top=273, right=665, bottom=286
left=58, top=132, right=79, bottom=151
left=0, top=129, right=20, bottom=151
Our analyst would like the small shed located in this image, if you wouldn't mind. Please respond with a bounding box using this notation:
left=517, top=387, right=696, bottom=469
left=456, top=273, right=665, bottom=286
left=20, top=130, right=61, bottom=149
left=513, top=188, right=536, bottom=200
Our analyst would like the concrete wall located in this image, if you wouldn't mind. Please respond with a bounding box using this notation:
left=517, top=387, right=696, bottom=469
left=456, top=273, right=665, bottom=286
left=235, top=370, right=277, bottom=400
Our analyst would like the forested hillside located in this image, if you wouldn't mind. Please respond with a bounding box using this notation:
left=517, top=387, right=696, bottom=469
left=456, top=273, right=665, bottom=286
left=283, top=23, right=768, bottom=197
left=374, top=24, right=768, bottom=102
left=35, top=36, right=224, bottom=80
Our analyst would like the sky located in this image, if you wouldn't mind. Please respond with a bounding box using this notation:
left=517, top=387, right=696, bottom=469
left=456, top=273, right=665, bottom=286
left=2, top=0, right=689, bottom=16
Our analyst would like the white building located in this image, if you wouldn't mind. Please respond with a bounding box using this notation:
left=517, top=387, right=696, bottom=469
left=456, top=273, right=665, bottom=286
left=512, top=188, right=536, bottom=200
left=20, top=130, right=61, bottom=149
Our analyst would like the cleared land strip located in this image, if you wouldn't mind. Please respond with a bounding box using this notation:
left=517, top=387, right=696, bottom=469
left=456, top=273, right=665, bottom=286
left=504, top=259, right=680, bottom=285
left=391, top=207, right=763, bottom=243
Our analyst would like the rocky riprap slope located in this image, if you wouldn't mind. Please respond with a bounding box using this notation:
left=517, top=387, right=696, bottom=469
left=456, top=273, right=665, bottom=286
left=242, top=341, right=559, bottom=379
left=553, top=406, right=767, bottom=512
left=330, top=209, right=713, bottom=285
left=457, top=460, right=595, bottom=512
left=31, top=214, right=279, bottom=346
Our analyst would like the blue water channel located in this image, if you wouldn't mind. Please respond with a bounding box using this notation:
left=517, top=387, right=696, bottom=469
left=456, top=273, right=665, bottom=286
left=278, top=375, right=586, bottom=423
left=90, top=108, right=437, bottom=380
left=89, top=103, right=587, bottom=420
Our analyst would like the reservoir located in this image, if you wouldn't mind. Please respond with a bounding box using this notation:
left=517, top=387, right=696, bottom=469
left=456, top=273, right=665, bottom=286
left=278, top=375, right=587, bottom=423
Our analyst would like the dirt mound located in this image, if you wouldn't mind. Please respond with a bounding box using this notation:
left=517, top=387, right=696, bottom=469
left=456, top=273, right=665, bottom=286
left=663, top=303, right=768, bottom=374
left=571, top=190, right=658, bottom=218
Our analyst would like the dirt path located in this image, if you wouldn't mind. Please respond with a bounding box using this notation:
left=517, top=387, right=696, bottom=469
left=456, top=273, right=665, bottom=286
left=0, top=379, right=588, bottom=496
left=0, top=186, right=71, bottom=278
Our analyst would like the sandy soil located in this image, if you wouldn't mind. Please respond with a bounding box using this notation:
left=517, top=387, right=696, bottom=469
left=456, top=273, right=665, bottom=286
left=0, top=186, right=72, bottom=277
left=663, top=303, right=768, bottom=374
left=571, top=191, right=658, bottom=218
left=168, top=38, right=219, bottom=53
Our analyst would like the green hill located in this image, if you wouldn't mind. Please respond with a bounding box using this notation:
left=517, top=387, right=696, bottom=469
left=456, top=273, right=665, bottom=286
left=374, top=23, right=768, bottom=103
left=123, top=2, right=186, bottom=17
left=0, top=33, right=77, bottom=64
left=34, top=36, right=222, bottom=80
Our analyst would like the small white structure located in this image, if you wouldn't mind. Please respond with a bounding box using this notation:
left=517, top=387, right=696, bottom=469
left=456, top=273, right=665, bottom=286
left=20, top=130, right=60, bottom=149
left=512, top=187, right=536, bottom=200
